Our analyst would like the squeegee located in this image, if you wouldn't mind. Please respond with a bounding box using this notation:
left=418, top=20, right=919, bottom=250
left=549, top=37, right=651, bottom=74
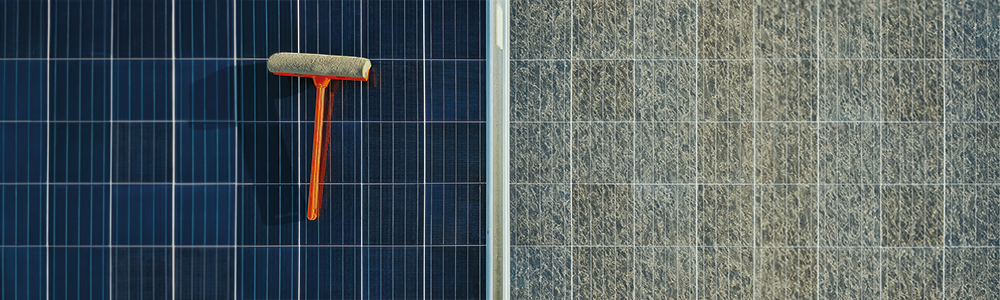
left=267, top=52, right=372, bottom=220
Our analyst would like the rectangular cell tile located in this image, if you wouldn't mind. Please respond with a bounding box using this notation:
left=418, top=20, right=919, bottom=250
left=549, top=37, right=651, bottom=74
left=176, top=185, right=235, bottom=245
left=634, top=60, right=696, bottom=121
left=299, top=0, right=360, bottom=57
left=635, top=247, right=696, bottom=300
left=818, top=248, right=880, bottom=300
left=0, top=61, right=46, bottom=120
left=945, top=248, right=1000, bottom=298
left=426, top=246, right=486, bottom=299
left=757, top=185, right=817, bottom=246
left=698, top=123, right=753, bottom=184
left=50, top=123, right=110, bottom=183
left=945, top=185, right=1000, bottom=246
left=509, top=0, right=572, bottom=59
left=573, top=184, right=634, bottom=246
left=818, top=185, right=880, bottom=246
left=818, top=60, right=881, bottom=121
left=51, top=60, right=110, bottom=121
left=881, top=0, right=942, bottom=58
left=0, top=0, right=46, bottom=58
left=511, top=184, right=572, bottom=246
left=236, top=0, right=297, bottom=58
left=363, top=0, right=423, bottom=59
left=50, top=247, right=110, bottom=300
left=298, top=122, right=361, bottom=184
left=0, top=185, right=45, bottom=245
left=698, top=185, right=753, bottom=246
left=51, top=0, right=111, bottom=58
left=113, top=123, right=173, bottom=183
left=510, top=61, right=572, bottom=122
left=177, top=0, right=233, bottom=58
left=362, top=123, right=424, bottom=183
left=818, top=123, right=879, bottom=184
left=113, top=60, right=172, bottom=120
left=948, top=124, right=1000, bottom=183
left=573, top=247, right=634, bottom=300
left=112, top=185, right=171, bottom=246
left=302, top=247, right=360, bottom=300
left=301, top=185, right=360, bottom=245
left=756, top=123, right=818, bottom=184
left=698, top=61, right=753, bottom=122
left=945, top=0, right=1000, bottom=58
left=510, top=246, right=572, bottom=300
left=427, top=0, right=486, bottom=59
left=634, top=0, right=696, bottom=59
left=234, top=61, right=298, bottom=122
left=882, top=124, right=943, bottom=184
left=112, top=0, right=170, bottom=58
left=238, top=247, right=298, bottom=300
left=881, top=248, right=942, bottom=299
left=49, top=185, right=109, bottom=245
left=238, top=122, right=297, bottom=183
left=756, top=248, right=817, bottom=300
left=237, top=185, right=300, bottom=245
left=573, top=0, right=634, bottom=59
left=635, top=123, right=696, bottom=183
left=883, top=60, right=943, bottom=122
left=698, top=247, right=754, bottom=299
left=756, top=59, right=818, bottom=121
left=635, top=185, right=696, bottom=246
left=363, top=185, right=424, bottom=245
left=176, top=122, right=235, bottom=183
left=882, top=185, right=943, bottom=246
left=698, top=0, right=753, bottom=59
left=945, top=60, right=1000, bottom=122
left=426, top=184, right=486, bottom=245
left=112, top=248, right=172, bottom=300
left=427, top=61, right=487, bottom=121
left=572, top=61, right=634, bottom=122
left=818, top=0, right=880, bottom=58
left=428, top=123, right=486, bottom=183
left=363, top=247, right=423, bottom=300
left=510, top=123, right=571, bottom=184
left=573, top=123, right=634, bottom=183
left=176, top=248, right=236, bottom=300
left=0, top=123, right=45, bottom=183
left=0, top=247, right=45, bottom=299
left=175, top=60, right=234, bottom=121
left=363, top=60, right=424, bottom=121
left=756, top=0, right=817, bottom=58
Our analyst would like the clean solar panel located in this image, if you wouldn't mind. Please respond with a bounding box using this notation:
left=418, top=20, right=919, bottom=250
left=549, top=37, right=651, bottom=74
left=0, top=0, right=487, bottom=299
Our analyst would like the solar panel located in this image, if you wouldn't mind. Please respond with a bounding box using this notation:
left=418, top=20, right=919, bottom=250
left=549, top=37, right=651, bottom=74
left=0, top=0, right=487, bottom=299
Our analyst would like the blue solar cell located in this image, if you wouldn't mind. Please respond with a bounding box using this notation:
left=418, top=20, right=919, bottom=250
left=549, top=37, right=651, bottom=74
left=176, top=60, right=236, bottom=121
left=428, top=61, right=487, bottom=121
left=112, top=248, right=172, bottom=299
left=177, top=122, right=236, bottom=183
left=50, top=185, right=110, bottom=245
left=112, top=0, right=170, bottom=58
left=364, top=0, right=423, bottom=59
left=364, top=60, right=425, bottom=121
left=176, top=186, right=236, bottom=245
left=113, top=60, right=173, bottom=120
left=50, top=60, right=111, bottom=121
left=50, top=247, right=111, bottom=299
left=363, top=185, right=424, bottom=245
left=363, top=123, right=424, bottom=183
left=0, top=123, right=46, bottom=183
left=176, top=0, right=234, bottom=58
left=299, top=0, right=361, bottom=57
left=0, top=1, right=46, bottom=58
left=427, top=184, right=486, bottom=245
left=111, top=185, right=171, bottom=246
left=50, top=0, right=111, bottom=58
left=427, top=246, right=486, bottom=299
left=302, top=185, right=361, bottom=245
left=429, top=123, right=486, bottom=183
left=175, top=248, right=236, bottom=299
left=427, top=0, right=487, bottom=59
left=364, top=247, right=423, bottom=299
left=0, top=61, right=47, bottom=121
left=112, top=123, right=173, bottom=183
left=302, top=247, right=361, bottom=299
left=0, top=186, right=46, bottom=245
left=238, top=247, right=298, bottom=299
left=0, top=247, right=46, bottom=299
left=236, top=0, right=297, bottom=58
left=237, top=185, right=300, bottom=245
left=50, top=123, right=110, bottom=183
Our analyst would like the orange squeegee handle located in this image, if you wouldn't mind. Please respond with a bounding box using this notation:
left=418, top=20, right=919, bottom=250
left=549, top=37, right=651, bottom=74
left=307, top=76, right=333, bottom=220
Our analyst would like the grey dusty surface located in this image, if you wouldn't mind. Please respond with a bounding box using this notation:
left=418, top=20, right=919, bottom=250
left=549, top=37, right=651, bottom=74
left=508, top=0, right=1000, bottom=298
